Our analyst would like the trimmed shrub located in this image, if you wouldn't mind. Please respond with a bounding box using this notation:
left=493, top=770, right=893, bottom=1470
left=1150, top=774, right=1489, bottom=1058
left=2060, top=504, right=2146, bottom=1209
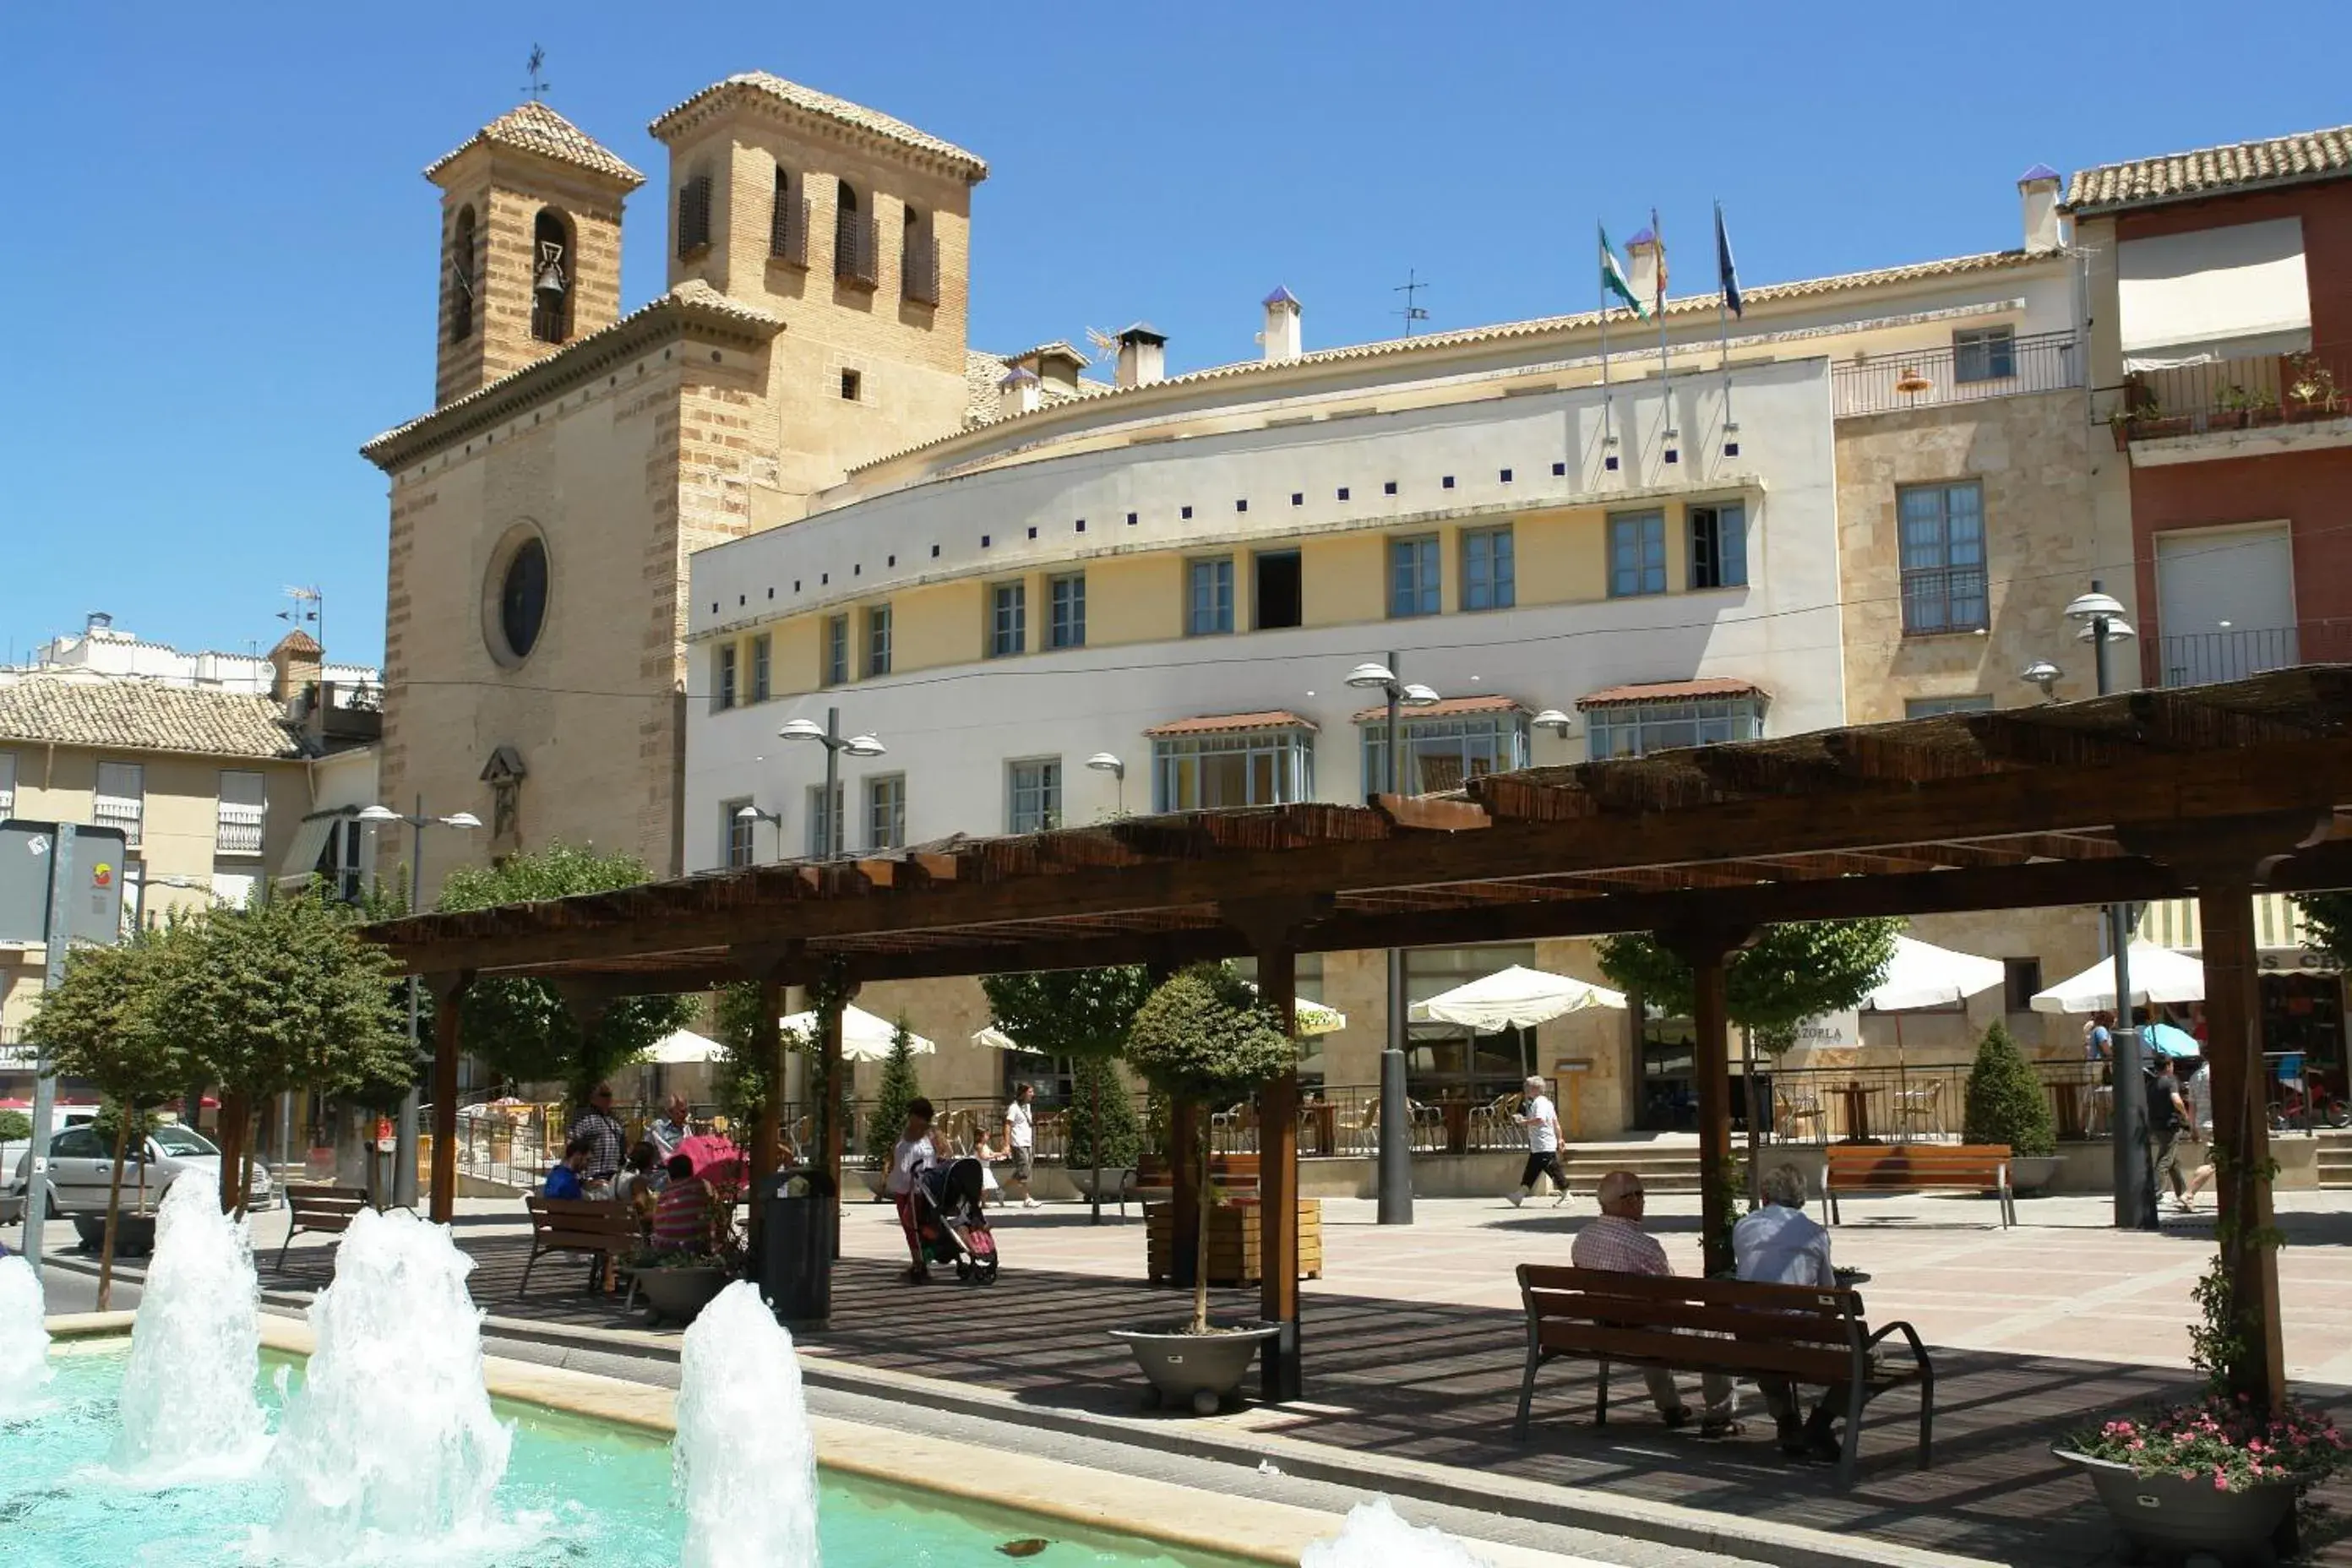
left=863, top=1017, right=923, bottom=1170
left=1963, top=1020, right=2056, bottom=1155
left=1064, top=1055, right=1141, bottom=1171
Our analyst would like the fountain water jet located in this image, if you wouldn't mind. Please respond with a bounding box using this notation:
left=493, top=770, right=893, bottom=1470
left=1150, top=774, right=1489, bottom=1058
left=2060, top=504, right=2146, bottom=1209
left=676, top=1281, right=819, bottom=1568
left=271, top=1206, right=510, bottom=1556
left=109, top=1169, right=267, bottom=1480
left=1302, top=1497, right=1494, bottom=1567
left=0, top=1252, right=50, bottom=1418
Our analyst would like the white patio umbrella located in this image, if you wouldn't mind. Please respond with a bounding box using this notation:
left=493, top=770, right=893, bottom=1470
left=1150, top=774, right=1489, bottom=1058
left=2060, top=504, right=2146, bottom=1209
left=972, top=1026, right=1023, bottom=1053
left=642, top=1027, right=726, bottom=1066
left=1239, top=984, right=1350, bottom=1038
left=1864, top=937, right=2006, bottom=1014
left=2031, top=943, right=2206, bottom=1014
left=1409, top=965, right=1627, bottom=1032
left=777, top=1003, right=937, bottom=1061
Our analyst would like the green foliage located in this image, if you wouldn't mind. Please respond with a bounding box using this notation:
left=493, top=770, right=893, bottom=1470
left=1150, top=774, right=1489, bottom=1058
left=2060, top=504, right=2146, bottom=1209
left=1124, top=964, right=1296, bottom=1104
left=24, top=922, right=191, bottom=1114
left=1596, top=918, right=1902, bottom=1054
left=1961, top=1020, right=2057, bottom=1156
left=864, top=1018, right=924, bottom=1170
left=435, top=844, right=694, bottom=1098
left=1066, top=1055, right=1141, bottom=1170
left=980, top=966, right=1153, bottom=1060
left=2294, top=891, right=2352, bottom=972
left=89, top=1100, right=160, bottom=1152
left=710, top=982, right=783, bottom=1134
left=0, top=1110, right=30, bottom=1143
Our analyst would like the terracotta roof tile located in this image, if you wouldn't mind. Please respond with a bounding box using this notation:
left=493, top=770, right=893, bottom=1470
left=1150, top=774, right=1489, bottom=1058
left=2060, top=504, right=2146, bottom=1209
left=1142, top=710, right=1319, bottom=738
left=1577, top=678, right=1767, bottom=709
left=961, top=349, right=1114, bottom=427
left=1348, top=694, right=1526, bottom=723
left=2066, top=123, right=2352, bottom=214
left=0, top=677, right=310, bottom=760
left=425, top=101, right=644, bottom=187
left=650, top=74, right=986, bottom=181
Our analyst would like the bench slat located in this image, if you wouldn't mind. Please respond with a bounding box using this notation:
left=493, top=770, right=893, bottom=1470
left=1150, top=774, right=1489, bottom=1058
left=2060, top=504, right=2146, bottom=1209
left=1530, top=1298, right=1854, bottom=1342
left=1520, top=1266, right=1847, bottom=1314
left=1538, top=1323, right=1860, bottom=1384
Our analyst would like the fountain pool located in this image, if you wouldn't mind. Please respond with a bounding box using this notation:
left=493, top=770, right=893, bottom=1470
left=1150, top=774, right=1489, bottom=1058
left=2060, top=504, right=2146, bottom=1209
left=1, top=1345, right=1252, bottom=1567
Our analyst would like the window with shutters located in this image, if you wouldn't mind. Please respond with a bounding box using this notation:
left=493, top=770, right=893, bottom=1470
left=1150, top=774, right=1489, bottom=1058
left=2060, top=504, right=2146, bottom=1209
left=0, top=751, right=13, bottom=816
left=1898, top=481, right=1988, bottom=634
left=1462, top=526, right=1515, bottom=611
left=714, top=643, right=738, bottom=711
left=989, top=582, right=1026, bottom=657
left=1007, top=759, right=1061, bottom=833
left=865, top=605, right=893, bottom=678
left=1609, top=510, right=1668, bottom=597
left=770, top=162, right=807, bottom=266
left=1048, top=573, right=1086, bottom=650
left=822, top=614, right=849, bottom=687
left=865, top=774, right=906, bottom=850
left=835, top=180, right=877, bottom=286
left=677, top=172, right=714, bottom=257
left=806, top=782, right=844, bottom=858
left=215, top=770, right=267, bottom=858
left=529, top=209, right=574, bottom=344
left=902, top=204, right=939, bottom=305
left=721, top=799, right=757, bottom=868
left=1186, top=558, right=1234, bottom=636
left=1389, top=535, right=1440, bottom=618
left=749, top=634, right=771, bottom=702
left=1688, top=504, right=1748, bottom=590
left=95, top=761, right=144, bottom=847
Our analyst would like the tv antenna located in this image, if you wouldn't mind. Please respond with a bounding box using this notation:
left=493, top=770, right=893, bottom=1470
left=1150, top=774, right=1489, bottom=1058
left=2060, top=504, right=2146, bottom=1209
left=522, top=45, right=551, bottom=101
left=1393, top=269, right=1431, bottom=337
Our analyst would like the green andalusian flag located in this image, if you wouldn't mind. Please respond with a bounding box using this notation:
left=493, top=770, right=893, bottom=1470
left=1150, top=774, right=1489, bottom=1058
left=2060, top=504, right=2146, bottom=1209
left=1599, top=226, right=1647, bottom=319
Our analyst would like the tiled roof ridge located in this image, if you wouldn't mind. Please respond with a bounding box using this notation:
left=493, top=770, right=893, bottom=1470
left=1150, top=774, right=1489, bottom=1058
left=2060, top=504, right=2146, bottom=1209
left=362, top=280, right=786, bottom=468
left=649, top=72, right=987, bottom=182
left=2065, top=122, right=2352, bottom=213
left=869, top=247, right=2041, bottom=473
left=424, top=101, right=645, bottom=188
left=0, top=673, right=313, bottom=760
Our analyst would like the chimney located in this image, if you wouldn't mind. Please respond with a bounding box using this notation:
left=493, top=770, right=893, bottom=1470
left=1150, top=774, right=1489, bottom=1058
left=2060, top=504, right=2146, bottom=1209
left=85, top=611, right=113, bottom=634
left=266, top=629, right=324, bottom=705
left=2018, top=164, right=2065, bottom=253
left=1625, top=227, right=1663, bottom=315
left=1260, top=286, right=1303, bottom=362
left=997, top=365, right=1042, bottom=419
left=1114, top=322, right=1167, bottom=389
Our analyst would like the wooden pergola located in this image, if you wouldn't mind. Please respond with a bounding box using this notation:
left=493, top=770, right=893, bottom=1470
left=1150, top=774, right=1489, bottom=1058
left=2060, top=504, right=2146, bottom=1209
left=366, top=667, right=2352, bottom=1409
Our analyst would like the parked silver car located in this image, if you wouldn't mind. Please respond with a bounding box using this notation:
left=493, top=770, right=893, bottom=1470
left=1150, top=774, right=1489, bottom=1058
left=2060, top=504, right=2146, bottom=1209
left=7, top=1122, right=273, bottom=1217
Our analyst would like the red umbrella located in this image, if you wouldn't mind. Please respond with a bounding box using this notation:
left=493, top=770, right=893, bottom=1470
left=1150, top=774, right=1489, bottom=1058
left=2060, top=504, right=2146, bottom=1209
left=677, top=1132, right=745, bottom=1188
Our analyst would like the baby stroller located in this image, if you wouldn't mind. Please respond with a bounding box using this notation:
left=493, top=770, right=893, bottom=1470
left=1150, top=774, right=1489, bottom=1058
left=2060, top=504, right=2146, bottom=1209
left=912, top=1157, right=999, bottom=1285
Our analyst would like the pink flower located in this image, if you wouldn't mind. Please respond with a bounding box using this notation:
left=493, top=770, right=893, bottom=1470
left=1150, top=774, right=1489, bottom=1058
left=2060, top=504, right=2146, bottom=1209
left=2129, top=1440, right=2145, bottom=1451
left=2214, top=1473, right=2229, bottom=1490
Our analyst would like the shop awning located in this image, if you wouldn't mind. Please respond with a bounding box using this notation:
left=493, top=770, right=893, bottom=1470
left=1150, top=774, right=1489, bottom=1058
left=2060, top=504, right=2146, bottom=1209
left=1143, top=710, right=1318, bottom=738
left=275, top=811, right=339, bottom=889
left=2119, top=218, right=2311, bottom=370
left=2137, top=892, right=2328, bottom=970
left=1577, top=678, right=1767, bottom=710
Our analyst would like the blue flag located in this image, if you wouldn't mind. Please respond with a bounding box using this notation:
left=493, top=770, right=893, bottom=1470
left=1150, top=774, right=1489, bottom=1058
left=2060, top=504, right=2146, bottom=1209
left=1715, top=202, right=1743, bottom=318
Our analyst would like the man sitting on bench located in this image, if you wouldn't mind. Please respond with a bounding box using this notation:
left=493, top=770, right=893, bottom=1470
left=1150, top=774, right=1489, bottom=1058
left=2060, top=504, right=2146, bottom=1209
left=1570, top=1169, right=1740, bottom=1438
left=1735, top=1163, right=1845, bottom=1463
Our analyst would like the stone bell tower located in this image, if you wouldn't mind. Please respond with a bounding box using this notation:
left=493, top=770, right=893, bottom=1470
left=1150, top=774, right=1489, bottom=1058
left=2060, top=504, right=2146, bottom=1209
left=425, top=101, right=644, bottom=407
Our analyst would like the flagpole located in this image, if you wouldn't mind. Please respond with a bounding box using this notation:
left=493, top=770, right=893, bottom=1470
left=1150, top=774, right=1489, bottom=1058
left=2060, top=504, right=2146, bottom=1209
left=1598, top=226, right=1614, bottom=461
left=1652, top=207, right=1671, bottom=388
left=1716, top=200, right=1734, bottom=432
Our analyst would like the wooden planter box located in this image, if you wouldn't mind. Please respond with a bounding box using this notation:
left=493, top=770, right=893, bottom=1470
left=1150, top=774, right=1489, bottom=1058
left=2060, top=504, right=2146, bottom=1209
left=1144, top=1199, right=1320, bottom=1286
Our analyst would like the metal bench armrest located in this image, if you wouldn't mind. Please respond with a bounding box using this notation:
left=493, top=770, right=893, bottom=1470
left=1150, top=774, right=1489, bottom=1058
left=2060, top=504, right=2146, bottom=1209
left=1864, top=1317, right=1931, bottom=1373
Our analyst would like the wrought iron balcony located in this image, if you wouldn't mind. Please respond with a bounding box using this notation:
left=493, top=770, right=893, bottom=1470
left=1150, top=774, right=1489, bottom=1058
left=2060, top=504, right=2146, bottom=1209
left=216, top=801, right=267, bottom=857
left=92, top=796, right=142, bottom=848
left=2120, top=343, right=2352, bottom=444
left=903, top=232, right=940, bottom=306
left=1832, top=330, right=2081, bottom=419
left=2159, top=619, right=2351, bottom=688
left=834, top=213, right=879, bottom=288
left=770, top=193, right=808, bottom=268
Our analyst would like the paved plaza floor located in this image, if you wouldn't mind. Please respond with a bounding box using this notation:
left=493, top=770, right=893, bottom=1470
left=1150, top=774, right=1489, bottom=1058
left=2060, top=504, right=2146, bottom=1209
left=30, top=1185, right=2352, bottom=1565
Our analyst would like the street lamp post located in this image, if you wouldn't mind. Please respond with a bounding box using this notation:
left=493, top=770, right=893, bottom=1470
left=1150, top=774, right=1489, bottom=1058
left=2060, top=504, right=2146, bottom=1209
left=1086, top=752, right=1126, bottom=817
left=779, top=708, right=885, bottom=858
left=732, top=803, right=785, bottom=863
left=2066, top=581, right=2153, bottom=1232
left=356, top=798, right=481, bottom=1209
left=1345, top=654, right=1440, bottom=1227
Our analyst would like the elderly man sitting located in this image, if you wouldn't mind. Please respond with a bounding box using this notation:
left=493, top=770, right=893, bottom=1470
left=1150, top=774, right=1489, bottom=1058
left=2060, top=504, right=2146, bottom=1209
left=1735, top=1162, right=1846, bottom=1463
left=1570, top=1169, right=1740, bottom=1437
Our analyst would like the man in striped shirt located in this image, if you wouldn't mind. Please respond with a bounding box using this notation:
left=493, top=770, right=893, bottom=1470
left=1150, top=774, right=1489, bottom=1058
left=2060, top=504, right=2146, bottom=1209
left=1570, top=1169, right=1740, bottom=1436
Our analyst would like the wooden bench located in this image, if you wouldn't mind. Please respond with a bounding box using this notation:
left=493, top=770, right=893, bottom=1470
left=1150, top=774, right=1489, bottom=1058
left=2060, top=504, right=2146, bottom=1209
left=521, top=1195, right=640, bottom=1305
left=275, top=1184, right=372, bottom=1271
left=1514, top=1264, right=1935, bottom=1486
left=1823, top=1143, right=2014, bottom=1228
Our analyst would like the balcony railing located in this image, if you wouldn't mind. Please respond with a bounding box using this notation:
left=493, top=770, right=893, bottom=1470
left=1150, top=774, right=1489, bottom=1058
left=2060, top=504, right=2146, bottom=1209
left=92, top=795, right=142, bottom=848
left=2121, top=343, right=2352, bottom=444
left=1833, top=330, right=2082, bottom=419
left=770, top=193, right=808, bottom=268
left=834, top=213, right=879, bottom=288
left=216, top=801, right=267, bottom=857
left=2159, top=619, right=2352, bottom=688
left=1899, top=564, right=1989, bottom=636
left=902, top=233, right=939, bottom=305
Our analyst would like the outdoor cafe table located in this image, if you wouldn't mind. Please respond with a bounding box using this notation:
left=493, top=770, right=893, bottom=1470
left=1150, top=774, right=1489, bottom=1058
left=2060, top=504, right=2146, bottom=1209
left=2047, top=1078, right=2092, bottom=1141
left=1299, top=1101, right=1337, bottom=1157
left=1838, top=1081, right=1887, bottom=1144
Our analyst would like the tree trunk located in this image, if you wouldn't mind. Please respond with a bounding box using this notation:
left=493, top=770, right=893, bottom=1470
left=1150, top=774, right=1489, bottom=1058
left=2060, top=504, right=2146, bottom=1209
left=97, top=1113, right=132, bottom=1312
left=1191, top=1107, right=1212, bottom=1335
left=1088, top=1071, right=1103, bottom=1227
left=217, top=1092, right=253, bottom=1215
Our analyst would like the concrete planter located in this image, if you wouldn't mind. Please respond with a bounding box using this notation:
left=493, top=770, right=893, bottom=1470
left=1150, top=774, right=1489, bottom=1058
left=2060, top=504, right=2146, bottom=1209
left=73, top=1211, right=156, bottom=1257
left=2055, top=1449, right=2297, bottom=1566
left=1070, top=1168, right=1134, bottom=1205
left=1111, top=1323, right=1278, bottom=1416
left=634, top=1264, right=731, bottom=1326
left=2007, top=1155, right=2063, bottom=1195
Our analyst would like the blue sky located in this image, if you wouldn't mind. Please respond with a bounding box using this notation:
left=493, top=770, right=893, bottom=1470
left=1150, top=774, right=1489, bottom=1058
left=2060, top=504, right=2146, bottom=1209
left=4, top=2, right=2347, bottom=669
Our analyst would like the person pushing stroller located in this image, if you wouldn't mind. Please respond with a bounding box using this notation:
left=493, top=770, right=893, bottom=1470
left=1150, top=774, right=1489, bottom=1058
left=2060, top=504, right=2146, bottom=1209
left=887, top=1097, right=1000, bottom=1285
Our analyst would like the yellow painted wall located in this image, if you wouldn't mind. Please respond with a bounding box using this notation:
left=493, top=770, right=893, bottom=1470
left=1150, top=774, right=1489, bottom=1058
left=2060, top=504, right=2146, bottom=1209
left=1087, top=555, right=1184, bottom=646
left=889, top=580, right=988, bottom=672
left=1516, top=509, right=1608, bottom=603
left=1301, top=533, right=1384, bottom=627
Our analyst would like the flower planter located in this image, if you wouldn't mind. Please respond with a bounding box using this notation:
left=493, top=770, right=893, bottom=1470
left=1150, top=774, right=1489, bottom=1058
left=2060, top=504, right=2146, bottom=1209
left=2007, top=1156, right=2062, bottom=1195
left=2054, top=1448, right=2297, bottom=1566
left=74, top=1211, right=156, bottom=1257
left=1111, top=1323, right=1279, bottom=1416
left=1070, top=1167, right=1134, bottom=1205
left=634, top=1264, right=731, bottom=1326
left=860, top=1168, right=892, bottom=1201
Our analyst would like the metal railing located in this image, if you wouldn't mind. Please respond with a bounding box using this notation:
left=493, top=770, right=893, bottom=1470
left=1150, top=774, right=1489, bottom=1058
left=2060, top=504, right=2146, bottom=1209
left=1900, top=564, right=1989, bottom=636
left=1833, top=330, right=2081, bottom=419
left=2121, top=343, right=2352, bottom=443
left=902, top=232, right=939, bottom=305
left=1756, top=1059, right=2110, bottom=1146
left=215, top=802, right=266, bottom=856
left=835, top=214, right=879, bottom=287
left=92, top=796, right=142, bottom=848
left=2159, top=619, right=2352, bottom=688
left=770, top=193, right=808, bottom=268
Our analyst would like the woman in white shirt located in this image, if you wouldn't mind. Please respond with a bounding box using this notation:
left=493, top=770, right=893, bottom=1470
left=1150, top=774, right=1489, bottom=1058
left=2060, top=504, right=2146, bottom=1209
left=1000, top=1083, right=1040, bottom=1210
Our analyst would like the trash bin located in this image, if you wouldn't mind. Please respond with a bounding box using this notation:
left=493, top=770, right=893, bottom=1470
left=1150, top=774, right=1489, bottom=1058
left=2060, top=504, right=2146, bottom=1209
left=760, top=1169, right=836, bottom=1326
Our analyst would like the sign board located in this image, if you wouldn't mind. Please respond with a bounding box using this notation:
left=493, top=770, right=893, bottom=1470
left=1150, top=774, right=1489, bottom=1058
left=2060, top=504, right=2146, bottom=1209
left=1788, top=1009, right=1863, bottom=1053
left=0, top=821, right=130, bottom=946
left=1553, top=1058, right=1593, bottom=1075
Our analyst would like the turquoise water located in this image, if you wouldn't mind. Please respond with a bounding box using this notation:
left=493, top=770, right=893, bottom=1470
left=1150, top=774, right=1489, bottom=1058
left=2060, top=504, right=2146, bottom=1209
left=2, top=1348, right=1241, bottom=1567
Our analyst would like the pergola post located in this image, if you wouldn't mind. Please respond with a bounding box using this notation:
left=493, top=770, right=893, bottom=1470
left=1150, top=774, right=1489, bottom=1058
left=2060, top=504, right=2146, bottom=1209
left=818, top=977, right=857, bottom=1259
left=425, top=970, right=473, bottom=1224
left=2199, top=876, right=2286, bottom=1412
left=1255, top=944, right=1303, bottom=1402
left=750, top=975, right=785, bottom=1233
left=1664, top=927, right=1750, bottom=1277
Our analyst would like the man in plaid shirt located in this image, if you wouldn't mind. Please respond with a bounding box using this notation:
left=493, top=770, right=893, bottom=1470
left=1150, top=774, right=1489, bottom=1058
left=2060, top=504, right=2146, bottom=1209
left=1570, top=1170, right=1740, bottom=1436
left=567, top=1083, right=626, bottom=1184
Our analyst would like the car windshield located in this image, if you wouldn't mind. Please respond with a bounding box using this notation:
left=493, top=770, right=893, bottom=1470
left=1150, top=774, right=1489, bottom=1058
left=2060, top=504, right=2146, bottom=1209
left=147, top=1124, right=218, bottom=1157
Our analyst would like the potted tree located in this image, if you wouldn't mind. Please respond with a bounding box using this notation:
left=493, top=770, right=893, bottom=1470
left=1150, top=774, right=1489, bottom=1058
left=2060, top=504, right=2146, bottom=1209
left=633, top=1176, right=747, bottom=1326
left=983, top=966, right=1153, bottom=1222
left=860, top=1019, right=923, bottom=1200
left=1111, top=964, right=1295, bottom=1415
left=1962, top=1021, right=2060, bottom=1194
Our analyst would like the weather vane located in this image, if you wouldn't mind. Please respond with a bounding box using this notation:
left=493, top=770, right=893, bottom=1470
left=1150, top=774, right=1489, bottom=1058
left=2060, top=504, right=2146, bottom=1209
left=522, top=45, right=550, bottom=101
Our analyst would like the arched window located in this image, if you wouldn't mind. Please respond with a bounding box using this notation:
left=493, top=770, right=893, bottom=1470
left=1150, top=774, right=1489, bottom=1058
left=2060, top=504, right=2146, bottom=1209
left=677, top=169, right=713, bottom=257
left=449, top=206, right=477, bottom=342
left=770, top=161, right=805, bottom=265
left=530, top=208, right=573, bottom=344
left=835, top=179, right=874, bottom=286
left=902, top=202, right=938, bottom=305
